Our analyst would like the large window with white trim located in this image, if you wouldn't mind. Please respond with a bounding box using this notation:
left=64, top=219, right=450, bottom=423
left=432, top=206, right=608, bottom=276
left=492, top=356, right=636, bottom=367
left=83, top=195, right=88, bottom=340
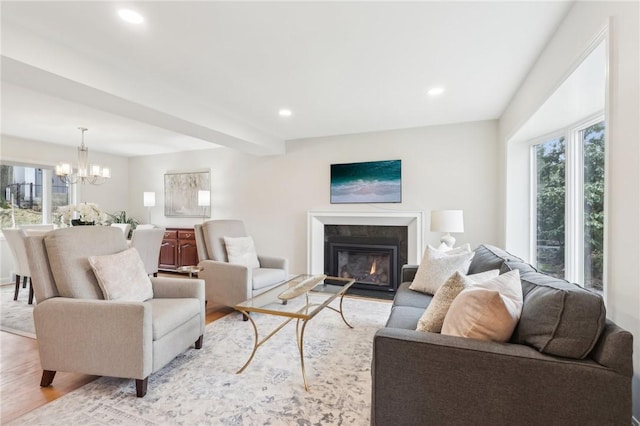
left=532, top=116, right=605, bottom=291
left=1, top=164, right=70, bottom=229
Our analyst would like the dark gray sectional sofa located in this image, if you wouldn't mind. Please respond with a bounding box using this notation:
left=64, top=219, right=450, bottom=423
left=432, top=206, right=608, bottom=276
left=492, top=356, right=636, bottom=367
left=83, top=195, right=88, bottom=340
left=371, top=244, right=633, bottom=426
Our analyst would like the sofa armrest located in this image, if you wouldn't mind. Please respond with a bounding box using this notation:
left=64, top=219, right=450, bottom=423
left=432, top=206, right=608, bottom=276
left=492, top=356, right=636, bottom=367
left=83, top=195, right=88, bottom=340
left=151, top=276, right=204, bottom=300
left=258, top=255, right=288, bottom=272
left=372, top=328, right=632, bottom=425
left=198, top=259, right=251, bottom=306
left=33, top=297, right=152, bottom=380
left=401, top=264, right=418, bottom=282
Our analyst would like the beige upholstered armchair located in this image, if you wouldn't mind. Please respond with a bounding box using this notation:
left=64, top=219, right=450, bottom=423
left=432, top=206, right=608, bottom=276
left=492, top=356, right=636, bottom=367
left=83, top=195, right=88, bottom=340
left=25, top=226, right=205, bottom=397
left=194, top=220, right=288, bottom=309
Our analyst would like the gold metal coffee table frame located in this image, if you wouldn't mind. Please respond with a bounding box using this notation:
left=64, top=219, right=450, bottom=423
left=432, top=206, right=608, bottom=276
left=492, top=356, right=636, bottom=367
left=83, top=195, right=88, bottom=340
left=233, top=275, right=356, bottom=391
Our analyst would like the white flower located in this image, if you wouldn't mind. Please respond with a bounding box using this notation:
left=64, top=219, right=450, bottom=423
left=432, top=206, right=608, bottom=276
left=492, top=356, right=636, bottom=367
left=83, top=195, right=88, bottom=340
left=54, top=203, right=107, bottom=226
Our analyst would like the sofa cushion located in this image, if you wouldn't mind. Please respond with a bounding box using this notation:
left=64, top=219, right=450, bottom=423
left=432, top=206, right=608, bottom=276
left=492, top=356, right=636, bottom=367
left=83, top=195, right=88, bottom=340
left=385, top=306, right=425, bottom=330
left=149, top=298, right=201, bottom=340
left=468, top=244, right=525, bottom=275
left=442, top=270, right=523, bottom=342
left=409, top=246, right=474, bottom=295
left=512, top=271, right=606, bottom=359
left=393, top=282, right=433, bottom=309
left=500, top=260, right=537, bottom=275
left=44, top=227, right=128, bottom=299
left=416, top=269, right=500, bottom=333
left=224, top=236, right=260, bottom=269
left=88, top=247, right=153, bottom=302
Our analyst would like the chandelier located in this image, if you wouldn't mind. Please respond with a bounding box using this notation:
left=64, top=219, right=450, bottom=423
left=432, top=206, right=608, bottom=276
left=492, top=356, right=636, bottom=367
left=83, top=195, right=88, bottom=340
left=55, top=127, right=111, bottom=185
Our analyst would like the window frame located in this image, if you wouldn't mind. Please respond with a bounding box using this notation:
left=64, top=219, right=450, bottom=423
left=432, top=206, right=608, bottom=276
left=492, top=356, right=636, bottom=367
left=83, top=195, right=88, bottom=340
left=1, top=161, right=77, bottom=227
left=529, top=112, right=605, bottom=289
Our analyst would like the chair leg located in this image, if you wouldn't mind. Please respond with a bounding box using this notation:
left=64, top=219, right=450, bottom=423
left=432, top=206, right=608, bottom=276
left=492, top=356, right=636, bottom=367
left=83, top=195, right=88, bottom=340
left=22, top=275, right=27, bottom=289
left=13, top=274, right=20, bottom=301
left=153, top=272, right=158, bottom=277
left=28, top=278, right=34, bottom=305
left=136, top=377, right=148, bottom=397
left=40, top=370, right=56, bottom=387
left=195, top=335, right=203, bottom=349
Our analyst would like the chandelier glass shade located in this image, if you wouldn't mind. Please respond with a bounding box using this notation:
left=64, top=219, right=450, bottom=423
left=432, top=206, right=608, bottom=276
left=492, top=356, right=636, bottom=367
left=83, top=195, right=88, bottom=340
left=56, top=127, right=111, bottom=185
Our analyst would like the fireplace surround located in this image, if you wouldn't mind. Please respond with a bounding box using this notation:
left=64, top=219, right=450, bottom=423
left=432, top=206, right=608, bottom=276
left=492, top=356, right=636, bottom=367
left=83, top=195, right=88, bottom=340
left=307, top=211, right=424, bottom=292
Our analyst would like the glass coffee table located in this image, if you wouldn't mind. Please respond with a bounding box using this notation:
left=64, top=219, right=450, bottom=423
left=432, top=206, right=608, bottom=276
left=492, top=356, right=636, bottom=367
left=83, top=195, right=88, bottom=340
left=234, top=274, right=356, bottom=391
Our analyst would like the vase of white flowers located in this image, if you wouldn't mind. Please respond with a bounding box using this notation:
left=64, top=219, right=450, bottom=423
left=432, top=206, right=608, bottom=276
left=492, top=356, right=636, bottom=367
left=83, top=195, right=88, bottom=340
left=55, top=203, right=107, bottom=227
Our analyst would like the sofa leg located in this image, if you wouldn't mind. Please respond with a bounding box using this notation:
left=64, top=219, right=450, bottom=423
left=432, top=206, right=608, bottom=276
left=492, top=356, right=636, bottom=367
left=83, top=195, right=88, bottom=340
left=136, top=377, right=148, bottom=397
left=242, top=312, right=249, bottom=321
left=195, top=335, right=203, bottom=349
left=40, top=370, right=56, bottom=387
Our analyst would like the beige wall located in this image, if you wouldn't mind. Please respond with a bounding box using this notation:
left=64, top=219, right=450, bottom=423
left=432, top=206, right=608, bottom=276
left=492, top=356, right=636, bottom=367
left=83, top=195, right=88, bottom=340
left=499, top=1, right=640, bottom=418
left=127, top=120, right=501, bottom=276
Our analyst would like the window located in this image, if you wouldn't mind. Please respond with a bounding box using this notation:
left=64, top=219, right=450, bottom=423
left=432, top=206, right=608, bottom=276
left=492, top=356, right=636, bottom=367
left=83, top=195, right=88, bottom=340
left=534, top=136, right=566, bottom=279
left=1, top=164, right=70, bottom=229
left=532, top=117, right=605, bottom=291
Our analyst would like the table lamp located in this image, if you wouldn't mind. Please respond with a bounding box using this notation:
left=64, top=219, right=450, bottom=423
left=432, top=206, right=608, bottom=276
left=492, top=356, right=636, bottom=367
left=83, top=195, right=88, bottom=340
left=198, top=190, right=210, bottom=223
left=430, top=210, right=464, bottom=248
left=143, top=192, right=155, bottom=224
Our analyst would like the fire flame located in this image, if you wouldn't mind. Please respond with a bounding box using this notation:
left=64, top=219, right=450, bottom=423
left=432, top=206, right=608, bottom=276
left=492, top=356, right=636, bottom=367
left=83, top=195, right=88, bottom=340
left=370, top=258, right=377, bottom=275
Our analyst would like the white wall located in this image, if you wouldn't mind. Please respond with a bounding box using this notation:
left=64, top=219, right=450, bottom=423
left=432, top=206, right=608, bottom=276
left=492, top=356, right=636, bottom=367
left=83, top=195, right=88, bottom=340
left=128, top=120, right=500, bottom=275
left=499, top=1, right=640, bottom=419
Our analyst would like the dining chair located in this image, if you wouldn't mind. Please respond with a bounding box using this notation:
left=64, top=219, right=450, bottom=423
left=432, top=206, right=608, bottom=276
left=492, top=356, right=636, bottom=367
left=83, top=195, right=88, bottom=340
left=3, top=228, right=35, bottom=304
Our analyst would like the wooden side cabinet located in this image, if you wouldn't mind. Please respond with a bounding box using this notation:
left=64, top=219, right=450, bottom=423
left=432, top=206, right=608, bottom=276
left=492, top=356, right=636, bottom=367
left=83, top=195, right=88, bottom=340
left=159, top=228, right=199, bottom=272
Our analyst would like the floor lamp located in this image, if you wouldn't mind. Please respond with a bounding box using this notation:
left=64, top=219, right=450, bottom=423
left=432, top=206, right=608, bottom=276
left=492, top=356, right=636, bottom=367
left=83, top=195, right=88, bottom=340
left=198, top=190, right=210, bottom=223
left=143, top=192, right=155, bottom=224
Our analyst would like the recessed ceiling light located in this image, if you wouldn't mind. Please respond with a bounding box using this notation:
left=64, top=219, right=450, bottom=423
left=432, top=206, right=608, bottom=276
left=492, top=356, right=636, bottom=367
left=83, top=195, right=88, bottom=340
left=279, top=109, right=292, bottom=117
left=427, top=87, right=445, bottom=96
left=118, top=9, right=144, bottom=24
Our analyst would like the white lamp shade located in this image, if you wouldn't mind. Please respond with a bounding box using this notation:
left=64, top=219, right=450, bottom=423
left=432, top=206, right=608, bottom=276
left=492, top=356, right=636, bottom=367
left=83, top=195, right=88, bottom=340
left=430, top=210, right=464, bottom=233
left=143, top=192, right=156, bottom=207
left=198, top=190, right=210, bottom=207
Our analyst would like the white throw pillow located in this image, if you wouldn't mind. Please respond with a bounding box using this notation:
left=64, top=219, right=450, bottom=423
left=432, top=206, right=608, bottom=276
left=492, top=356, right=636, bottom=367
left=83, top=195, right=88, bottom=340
left=416, top=269, right=500, bottom=333
left=409, top=246, right=475, bottom=295
left=429, top=243, right=472, bottom=254
left=88, top=248, right=153, bottom=302
left=441, top=270, right=523, bottom=342
left=223, top=236, right=260, bottom=269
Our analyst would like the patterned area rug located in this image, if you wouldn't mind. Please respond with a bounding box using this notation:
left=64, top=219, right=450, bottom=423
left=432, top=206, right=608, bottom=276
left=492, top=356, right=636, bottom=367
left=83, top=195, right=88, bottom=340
left=0, top=283, right=36, bottom=337
left=10, top=295, right=391, bottom=425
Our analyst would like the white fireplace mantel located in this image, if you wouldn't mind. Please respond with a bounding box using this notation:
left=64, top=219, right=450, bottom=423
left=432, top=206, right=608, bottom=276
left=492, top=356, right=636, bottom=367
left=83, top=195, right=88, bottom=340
left=306, top=210, right=424, bottom=275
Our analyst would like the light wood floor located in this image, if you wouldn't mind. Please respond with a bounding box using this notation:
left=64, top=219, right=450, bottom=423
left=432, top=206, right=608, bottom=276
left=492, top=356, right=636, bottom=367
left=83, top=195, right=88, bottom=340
left=0, top=308, right=232, bottom=424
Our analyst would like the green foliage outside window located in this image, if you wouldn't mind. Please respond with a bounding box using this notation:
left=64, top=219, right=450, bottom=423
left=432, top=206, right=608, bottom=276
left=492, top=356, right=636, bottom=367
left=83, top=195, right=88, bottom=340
left=535, top=121, right=605, bottom=291
left=583, top=122, right=605, bottom=290
left=536, top=138, right=566, bottom=278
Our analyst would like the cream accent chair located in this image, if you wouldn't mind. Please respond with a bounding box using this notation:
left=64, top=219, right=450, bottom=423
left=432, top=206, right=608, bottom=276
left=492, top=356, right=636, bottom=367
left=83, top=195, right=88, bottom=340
left=2, top=228, right=34, bottom=304
left=25, top=226, right=205, bottom=397
left=130, top=227, right=165, bottom=276
left=135, top=224, right=156, bottom=230
left=194, top=220, right=288, bottom=310
left=111, top=223, right=131, bottom=239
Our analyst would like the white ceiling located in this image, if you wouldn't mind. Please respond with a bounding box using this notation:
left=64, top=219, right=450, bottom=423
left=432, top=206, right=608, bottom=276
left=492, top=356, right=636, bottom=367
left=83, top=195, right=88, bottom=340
left=1, top=1, right=573, bottom=157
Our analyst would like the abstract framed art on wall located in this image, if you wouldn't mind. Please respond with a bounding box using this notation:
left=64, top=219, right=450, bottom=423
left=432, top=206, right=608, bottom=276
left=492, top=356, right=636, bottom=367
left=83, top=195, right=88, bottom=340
left=164, top=169, right=211, bottom=217
left=330, top=160, right=401, bottom=204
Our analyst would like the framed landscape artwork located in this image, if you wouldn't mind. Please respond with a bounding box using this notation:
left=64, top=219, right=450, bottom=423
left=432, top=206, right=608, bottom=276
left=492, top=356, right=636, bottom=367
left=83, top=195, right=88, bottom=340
left=330, top=160, right=402, bottom=204
left=164, top=170, right=211, bottom=217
